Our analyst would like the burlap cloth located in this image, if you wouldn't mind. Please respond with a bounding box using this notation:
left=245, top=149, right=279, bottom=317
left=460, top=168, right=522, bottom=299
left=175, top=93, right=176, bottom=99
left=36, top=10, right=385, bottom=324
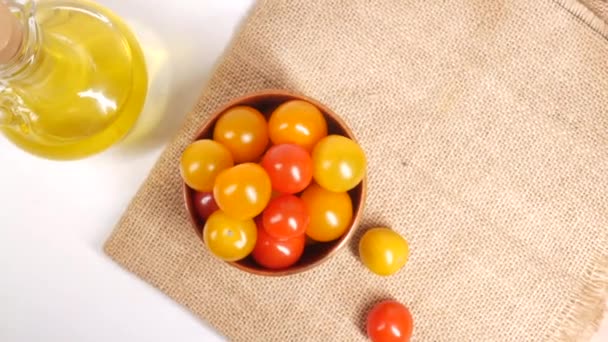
left=104, top=0, right=608, bottom=340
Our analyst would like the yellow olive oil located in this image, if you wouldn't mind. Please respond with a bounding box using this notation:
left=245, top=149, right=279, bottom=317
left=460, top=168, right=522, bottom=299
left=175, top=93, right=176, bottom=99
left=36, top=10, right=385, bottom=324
left=1, top=0, right=147, bottom=159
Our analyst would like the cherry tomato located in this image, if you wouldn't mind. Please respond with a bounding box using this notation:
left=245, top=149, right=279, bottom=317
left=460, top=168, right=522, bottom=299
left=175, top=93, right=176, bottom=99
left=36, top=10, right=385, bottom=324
left=312, top=135, right=366, bottom=192
left=359, top=228, right=409, bottom=276
left=300, top=183, right=353, bottom=242
left=213, top=163, right=272, bottom=220
left=262, top=195, right=309, bottom=240
left=252, top=217, right=305, bottom=269
left=180, top=139, right=234, bottom=192
left=192, top=191, right=219, bottom=220
left=366, top=300, right=414, bottom=342
left=203, top=210, right=257, bottom=262
left=261, top=144, right=313, bottom=194
left=268, top=100, right=328, bottom=151
left=213, top=106, right=269, bottom=163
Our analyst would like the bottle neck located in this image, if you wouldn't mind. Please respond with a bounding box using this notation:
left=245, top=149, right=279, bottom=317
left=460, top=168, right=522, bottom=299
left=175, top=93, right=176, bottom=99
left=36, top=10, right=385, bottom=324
left=0, top=0, right=40, bottom=81
left=0, top=1, right=39, bottom=129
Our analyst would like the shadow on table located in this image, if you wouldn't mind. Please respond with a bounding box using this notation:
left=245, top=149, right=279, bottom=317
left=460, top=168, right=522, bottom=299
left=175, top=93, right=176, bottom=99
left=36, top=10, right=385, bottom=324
left=110, top=6, right=252, bottom=159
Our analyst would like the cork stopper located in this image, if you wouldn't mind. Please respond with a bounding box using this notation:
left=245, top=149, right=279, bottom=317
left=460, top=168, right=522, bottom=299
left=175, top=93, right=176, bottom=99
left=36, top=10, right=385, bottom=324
left=0, top=2, right=23, bottom=64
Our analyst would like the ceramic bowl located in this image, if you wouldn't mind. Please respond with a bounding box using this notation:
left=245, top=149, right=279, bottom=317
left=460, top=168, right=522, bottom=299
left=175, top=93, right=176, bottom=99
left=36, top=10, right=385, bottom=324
left=183, top=89, right=367, bottom=276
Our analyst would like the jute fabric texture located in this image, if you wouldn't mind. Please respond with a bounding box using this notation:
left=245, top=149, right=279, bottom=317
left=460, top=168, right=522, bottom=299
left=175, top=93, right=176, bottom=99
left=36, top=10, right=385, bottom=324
left=105, top=0, right=608, bottom=340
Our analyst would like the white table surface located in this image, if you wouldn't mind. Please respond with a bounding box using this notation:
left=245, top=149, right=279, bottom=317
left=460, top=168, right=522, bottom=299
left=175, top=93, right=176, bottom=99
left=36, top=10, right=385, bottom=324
left=0, top=1, right=253, bottom=341
left=2, top=1, right=607, bottom=341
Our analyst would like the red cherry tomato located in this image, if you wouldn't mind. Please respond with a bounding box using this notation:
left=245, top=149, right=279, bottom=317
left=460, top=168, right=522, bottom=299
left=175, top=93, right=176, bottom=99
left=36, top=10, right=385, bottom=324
left=262, top=195, right=309, bottom=240
left=261, top=144, right=313, bottom=194
left=192, top=191, right=220, bottom=220
left=252, top=218, right=305, bottom=269
left=367, top=300, right=414, bottom=342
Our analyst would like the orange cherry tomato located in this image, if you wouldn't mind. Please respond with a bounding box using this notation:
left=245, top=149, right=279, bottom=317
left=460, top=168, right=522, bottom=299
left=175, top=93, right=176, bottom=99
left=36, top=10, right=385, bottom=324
left=300, top=183, right=353, bottom=242
left=312, top=135, right=366, bottom=192
left=203, top=210, right=257, bottom=262
left=213, top=106, right=269, bottom=163
left=252, top=217, right=305, bottom=269
left=213, top=163, right=272, bottom=220
left=367, top=300, right=414, bottom=342
left=180, top=139, right=234, bottom=192
left=268, top=100, right=328, bottom=151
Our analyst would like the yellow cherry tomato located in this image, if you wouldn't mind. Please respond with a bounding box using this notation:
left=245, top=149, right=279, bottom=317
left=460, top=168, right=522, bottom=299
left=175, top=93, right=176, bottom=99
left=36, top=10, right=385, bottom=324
left=268, top=100, right=328, bottom=151
left=213, top=106, right=269, bottom=163
left=312, top=135, right=366, bottom=192
left=203, top=210, right=257, bottom=261
left=180, top=139, right=234, bottom=192
left=300, top=183, right=353, bottom=242
left=359, top=227, right=409, bottom=276
left=213, top=163, right=272, bottom=220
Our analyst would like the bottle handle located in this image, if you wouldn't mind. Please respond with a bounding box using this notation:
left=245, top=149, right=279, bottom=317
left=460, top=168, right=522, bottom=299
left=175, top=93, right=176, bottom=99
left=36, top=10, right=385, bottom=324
left=0, top=85, right=31, bottom=130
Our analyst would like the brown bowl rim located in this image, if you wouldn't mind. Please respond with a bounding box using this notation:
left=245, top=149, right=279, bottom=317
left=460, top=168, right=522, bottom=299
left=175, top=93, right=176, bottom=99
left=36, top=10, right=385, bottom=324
left=182, top=89, right=367, bottom=276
